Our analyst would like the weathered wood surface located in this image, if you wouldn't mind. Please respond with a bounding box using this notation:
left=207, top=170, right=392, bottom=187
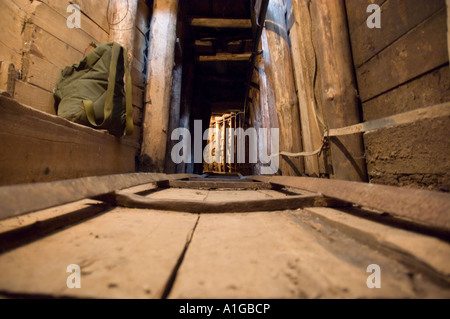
left=0, top=96, right=139, bottom=187
left=159, top=180, right=273, bottom=190
left=0, top=208, right=199, bottom=299
left=288, top=0, right=324, bottom=176
left=364, top=115, right=450, bottom=192
left=264, top=0, right=304, bottom=176
left=108, top=0, right=139, bottom=66
left=349, top=0, right=445, bottom=67
left=310, top=0, right=367, bottom=182
left=113, top=192, right=344, bottom=213
left=305, top=207, right=450, bottom=279
left=251, top=176, right=450, bottom=231
left=190, top=18, right=252, bottom=28
left=140, top=0, right=179, bottom=173
left=362, top=65, right=450, bottom=121
left=356, top=8, right=448, bottom=102
left=0, top=187, right=448, bottom=299
left=0, top=171, right=191, bottom=221
left=328, top=102, right=450, bottom=137
left=169, top=212, right=450, bottom=298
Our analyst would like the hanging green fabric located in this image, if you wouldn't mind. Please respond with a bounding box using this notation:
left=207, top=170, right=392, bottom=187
left=54, top=42, right=133, bottom=137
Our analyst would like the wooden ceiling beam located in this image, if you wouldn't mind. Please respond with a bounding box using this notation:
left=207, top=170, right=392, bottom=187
left=190, top=18, right=252, bottom=29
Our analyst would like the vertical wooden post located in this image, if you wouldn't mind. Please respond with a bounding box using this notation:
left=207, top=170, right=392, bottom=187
left=140, top=0, right=179, bottom=172
left=310, top=0, right=367, bottom=182
left=108, top=0, right=139, bottom=66
left=165, top=62, right=182, bottom=173
left=263, top=0, right=304, bottom=176
left=288, top=0, right=324, bottom=177
left=177, top=58, right=195, bottom=174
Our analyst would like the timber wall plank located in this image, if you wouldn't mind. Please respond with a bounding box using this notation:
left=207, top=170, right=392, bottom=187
left=0, top=96, right=138, bottom=186
left=346, top=0, right=449, bottom=190
left=0, top=209, right=198, bottom=299
left=356, top=8, right=448, bottom=102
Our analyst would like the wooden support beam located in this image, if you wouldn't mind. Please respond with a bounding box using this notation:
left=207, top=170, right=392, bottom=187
left=0, top=173, right=192, bottom=221
left=140, top=0, right=179, bottom=172
left=190, top=18, right=252, bottom=29
left=113, top=191, right=345, bottom=213
left=264, top=0, right=304, bottom=176
left=108, top=0, right=139, bottom=66
left=310, top=0, right=367, bottom=182
left=198, top=53, right=252, bottom=62
left=158, top=180, right=273, bottom=190
left=288, top=0, right=324, bottom=176
left=251, top=176, right=450, bottom=231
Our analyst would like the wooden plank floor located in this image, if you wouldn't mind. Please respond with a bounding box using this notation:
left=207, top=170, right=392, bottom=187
left=0, top=187, right=449, bottom=299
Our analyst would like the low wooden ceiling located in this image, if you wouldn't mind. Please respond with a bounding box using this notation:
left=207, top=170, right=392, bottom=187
left=183, top=0, right=254, bottom=115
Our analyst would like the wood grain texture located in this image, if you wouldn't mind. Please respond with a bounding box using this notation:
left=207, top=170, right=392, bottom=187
left=251, top=175, right=450, bottom=231
left=0, top=209, right=199, bottom=299
left=169, top=212, right=449, bottom=298
left=310, top=0, right=367, bottom=182
left=356, top=8, right=448, bottom=102
left=288, top=0, right=325, bottom=176
left=305, top=207, right=450, bottom=279
left=141, top=0, right=179, bottom=172
left=362, top=65, right=450, bottom=121
left=264, top=0, right=304, bottom=176
left=349, top=0, right=445, bottom=67
left=0, top=96, right=138, bottom=187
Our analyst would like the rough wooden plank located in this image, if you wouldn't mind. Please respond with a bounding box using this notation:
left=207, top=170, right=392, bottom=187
left=140, top=0, right=179, bottom=172
left=22, top=24, right=84, bottom=70
left=251, top=175, right=450, bottom=230
left=21, top=54, right=62, bottom=92
left=40, top=0, right=110, bottom=40
left=305, top=207, right=450, bottom=279
left=165, top=63, right=183, bottom=174
left=264, top=0, right=304, bottom=176
left=133, top=26, right=147, bottom=65
left=350, top=0, right=445, bottom=67
left=288, top=0, right=323, bottom=176
left=147, top=188, right=209, bottom=202
left=0, top=61, right=15, bottom=97
left=328, top=102, right=450, bottom=137
left=362, top=65, right=450, bottom=121
left=190, top=18, right=252, bottom=28
left=160, top=180, right=273, bottom=190
left=0, top=209, right=199, bottom=299
left=169, top=212, right=449, bottom=298
left=356, top=9, right=448, bottom=102
left=132, top=84, right=144, bottom=109
left=113, top=191, right=344, bottom=213
left=109, top=0, right=139, bottom=66
left=0, top=164, right=192, bottom=221
left=136, top=0, right=151, bottom=35
left=13, top=80, right=55, bottom=114
left=27, top=2, right=100, bottom=55
left=310, top=0, right=367, bottom=182
left=345, top=0, right=387, bottom=33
